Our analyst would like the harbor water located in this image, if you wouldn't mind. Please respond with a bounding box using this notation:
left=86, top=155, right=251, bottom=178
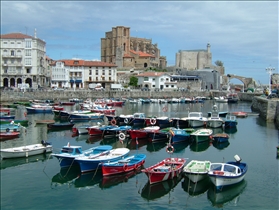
left=0, top=100, right=278, bottom=210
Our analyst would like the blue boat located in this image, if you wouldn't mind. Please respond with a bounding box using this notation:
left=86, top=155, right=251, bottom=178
left=69, top=112, right=104, bottom=121
left=224, top=114, right=238, bottom=128
left=0, top=123, right=20, bottom=132
left=25, top=105, right=53, bottom=114
left=51, top=144, right=113, bottom=168
left=104, top=125, right=132, bottom=138
left=75, top=148, right=130, bottom=173
left=169, top=127, right=191, bottom=144
left=212, top=133, right=230, bottom=143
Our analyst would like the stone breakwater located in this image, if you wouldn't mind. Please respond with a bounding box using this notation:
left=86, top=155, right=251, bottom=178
left=251, top=96, right=279, bottom=129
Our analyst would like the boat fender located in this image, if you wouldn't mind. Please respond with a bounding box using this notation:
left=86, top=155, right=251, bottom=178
left=124, top=118, right=129, bottom=124
left=6, top=128, right=10, bottom=132
left=166, top=144, right=174, bottom=154
left=111, top=118, right=117, bottom=126
left=150, top=118, right=156, bottom=125
left=119, top=132, right=126, bottom=141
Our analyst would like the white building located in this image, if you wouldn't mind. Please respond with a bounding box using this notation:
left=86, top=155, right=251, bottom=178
left=0, top=30, right=49, bottom=88
left=51, top=59, right=118, bottom=89
left=136, top=72, right=177, bottom=90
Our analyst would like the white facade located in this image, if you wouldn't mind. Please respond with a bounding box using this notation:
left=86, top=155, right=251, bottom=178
left=137, top=72, right=177, bottom=90
left=51, top=59, right=118, bottom=89
left=0, top=31, right=48, bottom=88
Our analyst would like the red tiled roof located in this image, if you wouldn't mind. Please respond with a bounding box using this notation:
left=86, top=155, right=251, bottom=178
left=53, top=59, right=117, bottom=67
left=130, top=50, right=155, bottom=57
left=0, top=32, right=45, bottom=43
left=136, top=72, right=167, bottom=77
left=123, top=54, right=133, bottom=58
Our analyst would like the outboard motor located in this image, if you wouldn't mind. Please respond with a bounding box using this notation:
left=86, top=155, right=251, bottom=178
left=234, top=154, right=242, bottom=163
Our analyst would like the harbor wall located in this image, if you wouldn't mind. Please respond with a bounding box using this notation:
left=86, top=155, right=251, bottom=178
left=251, top=96, right=279, bottom=128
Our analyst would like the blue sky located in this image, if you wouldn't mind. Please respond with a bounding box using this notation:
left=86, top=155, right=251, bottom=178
left=1, top=1, right=278, bottom=85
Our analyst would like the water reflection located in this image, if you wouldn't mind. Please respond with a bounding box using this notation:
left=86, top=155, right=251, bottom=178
left=207, top=180, right=247, bottom=208
left=1, top=153, right=51, bottom=170
left=172, top=141, right=190, bottom=153
left=146, top=141, right=167, bottom=152
left=141, top=174, right=183, bottom=201
left=190, top=141, right=211, bottom=152
left=212, top=141, right=230, bottom=150
left=74, top=171, right=103, bottom=189
left=181, top=176, right=211, bottom=196
left=126, top=138, right=149, bottom=150
left=100, top=168, right=141, bottom=189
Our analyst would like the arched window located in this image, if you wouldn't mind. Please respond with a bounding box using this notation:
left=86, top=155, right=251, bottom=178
left=11, top=50, right=15, bottom=56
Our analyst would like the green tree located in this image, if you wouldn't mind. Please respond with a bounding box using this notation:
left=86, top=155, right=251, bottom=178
left=215, top=60, right=224, bottom=66
left=129, top=76, right=138, bottom=87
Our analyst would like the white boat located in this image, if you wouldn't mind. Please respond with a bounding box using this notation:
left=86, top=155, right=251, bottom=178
left=208, top=155, right=248, bottom=191
left=183, top=160, right=211, bottom=183
left=190, top=128, right=213, bottom=143
left=184, top=112, right=207, bottom=128
left=214, top=96, right=228, bottom=103
left=0, top=141, right=52, bottom=159
left=207, top=105, right=224, bottom=128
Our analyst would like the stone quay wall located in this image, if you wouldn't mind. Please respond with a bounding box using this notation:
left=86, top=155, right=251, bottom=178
left=251, top=96, right=279, bottom=129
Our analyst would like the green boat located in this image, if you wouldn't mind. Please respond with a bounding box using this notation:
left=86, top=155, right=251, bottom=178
left=190, top=128, right=213, bottom=143
left=0, top=119, right=29, bottom=126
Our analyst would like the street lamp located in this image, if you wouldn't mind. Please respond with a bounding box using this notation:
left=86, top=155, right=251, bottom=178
left=266, top=66, right=275, bottom=94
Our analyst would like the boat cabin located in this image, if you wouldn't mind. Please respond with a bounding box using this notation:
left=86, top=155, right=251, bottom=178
left=61, top=146, right=82, bottom=155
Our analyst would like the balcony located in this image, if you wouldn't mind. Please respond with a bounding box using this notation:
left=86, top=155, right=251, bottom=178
left=2, top=54, right=22, bottom=58
left=2, top=63, right=22, bottom=67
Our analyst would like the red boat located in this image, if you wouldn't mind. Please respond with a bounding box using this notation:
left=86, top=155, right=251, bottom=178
left=90, top=106, right=116, bottom=115
left=232, top=111, right=248, bottom=118
left=87, top=125, right=103, bottom=136
left=102, top=154, right=146, bottom=176
left=60, top=102, right=75, bottom=106
left=0, top=131, right=20, bottom=140
left=141, top=157, right=187, bottom=184
left=129, top=126, right=160, bottom=140
left=53, top=106, right=64, bottom=111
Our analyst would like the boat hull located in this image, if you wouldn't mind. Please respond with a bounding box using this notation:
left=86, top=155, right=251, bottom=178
left=141, top=157, right=186, bottom=184
left=0, top=144, right=52, bottom=159
left=102, top=154, right=146, bottom=176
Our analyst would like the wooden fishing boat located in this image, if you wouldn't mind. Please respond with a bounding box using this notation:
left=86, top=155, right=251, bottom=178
left=224, top=114, right=238, bottom=128
left=141, top=157, right=187, bottom=184
left=35, top=119, right=55, bottom=124
left=0, top=141, right=52, bottom=159
left=232, top=111, right=248, bottom=118
left=0, top=131, right=20, bottom=140
left=102, top=154, right=146, bottom=176
left=47, top=122, right=75, bottom=130
left=75, top=148, right=130, bottom=173
left=183, top=160, right=211, bottom=183
left=208, top=155, right=248, bottom=190
left=212, top=133, right=230, bottom=143
left=190, top=128, right=213, bottom=143
left=51, top=144, right=113, bottom=168
left=207, top=105, right=224, bottom=128
left=26, top=104, right=53, bottom=113
left=169, top=127, right=191, bottom=144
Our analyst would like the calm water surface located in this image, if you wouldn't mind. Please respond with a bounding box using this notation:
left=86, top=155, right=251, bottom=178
left=1, top=100, right=278, bottom=210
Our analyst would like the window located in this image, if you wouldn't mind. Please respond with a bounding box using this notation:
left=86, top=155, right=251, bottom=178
left=25, top=49, right=31, bottom=56
left=25, top=40, right=31, bottom=48
left=144, top=77, right=148, bottom=81
left=96, top=70, right=98, bottom=75
left=89, top=70, right=92, bottom=75
left=25, top=58, right=31, bottom=65
left=11, top=50, right=15, bottom=56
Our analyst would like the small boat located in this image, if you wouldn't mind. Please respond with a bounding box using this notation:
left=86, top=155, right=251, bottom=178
left=69, top=112, right=104, bottom=121
left=184, top=112, right=207, bottom=128
left=0, top=141, right=52, bottom=159
left=87, top=124, right=111, bottom=136
left=207, top=105, right=224, bottom=128
left=224, top=114, right=238, bottom=128
left=190, top=128, right=213, bottom=143
left=212, top=133, right=230, bottom=143
left=26, top=104, right=53, bottom=113
left=232, top=111, right=248, bottom=118
left=75, top=148, right=130, bottom=173
left=227, top=93, right=239, bottom=103
left=208, top=155, right=248, bottom=190
left=47, top=122, right=75, bottom=130
left=183, top=160, right=211, bottom=183
left=90, top=105, right=116, bottom=115
left=214, top=96, right=228, bottom=103
left=103, top=125, right=132, bottom=138
left=53, top=106, right=64, bottom=111
left=0, top=131, right=20, bottom=140
left=128, top=126, right=160, bottom=140
left=60, top=101, right=75, bottom=106
left=0, top=123, right=21, bottom=132
left=0, top=114, right=15, bottom=120
left=35, top=119, right=55, bottom=124
left=169, top=127, right=191, bottom=144
left=148, top=130, right=170, bottom=142
left=69, top=98, right=83, bottom=103
left=51, top=144, right=113, bottom=168
left=102, top=154, right=146, bottom=176
left=141, top=157, right=187, bottom=184
left=72, top=124, right=92, bottom=135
